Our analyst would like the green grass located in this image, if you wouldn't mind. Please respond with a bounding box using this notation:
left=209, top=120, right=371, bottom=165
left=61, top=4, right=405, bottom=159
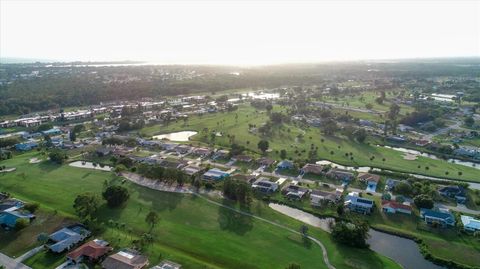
left=0, top=152, right=402, bottom=269
left=140, top=104, right=480, bottom=182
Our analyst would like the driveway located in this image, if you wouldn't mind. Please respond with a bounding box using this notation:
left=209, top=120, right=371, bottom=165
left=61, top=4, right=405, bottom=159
left=0, top=252, right=32, bottom=269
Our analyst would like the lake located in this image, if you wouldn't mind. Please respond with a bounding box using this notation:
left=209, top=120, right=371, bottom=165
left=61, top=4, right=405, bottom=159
left=152, top=131, right=198, bottom=141
left=269, top=203, right=445, bottom=269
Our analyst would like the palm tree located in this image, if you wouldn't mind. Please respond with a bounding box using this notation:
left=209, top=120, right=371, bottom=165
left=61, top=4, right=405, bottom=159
left=145, top=211, right=160, bottom=232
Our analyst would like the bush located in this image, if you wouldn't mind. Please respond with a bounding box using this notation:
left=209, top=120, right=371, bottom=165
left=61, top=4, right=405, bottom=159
left=24, top=203, right=39, bottom=213
left=15, top=218, right=30, bottom=230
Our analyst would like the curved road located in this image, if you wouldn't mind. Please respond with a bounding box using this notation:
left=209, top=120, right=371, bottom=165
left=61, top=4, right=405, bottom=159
left=121, top=172, right=336, bottom=269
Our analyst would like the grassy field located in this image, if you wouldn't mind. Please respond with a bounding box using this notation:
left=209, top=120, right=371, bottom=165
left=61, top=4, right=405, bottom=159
left=0, top=151, right=402, bottom=269
left=140, top=104, right=480, bottom=182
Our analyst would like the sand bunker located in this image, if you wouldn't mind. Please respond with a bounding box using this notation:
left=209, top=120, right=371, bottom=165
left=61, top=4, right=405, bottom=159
left=29, top=158, right=42, bottom=164
left=403, top=153, right=418, bottom=160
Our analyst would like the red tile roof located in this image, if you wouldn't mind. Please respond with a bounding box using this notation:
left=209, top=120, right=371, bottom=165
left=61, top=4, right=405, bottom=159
left=67, top=240, right=112, bottom=261
left=381, top=200, right=412, bottom=211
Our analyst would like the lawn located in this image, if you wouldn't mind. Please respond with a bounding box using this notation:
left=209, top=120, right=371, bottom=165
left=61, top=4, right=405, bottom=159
left=0, top=152, right=402, bottom=269
left=140, top=104, right=480, bottom=182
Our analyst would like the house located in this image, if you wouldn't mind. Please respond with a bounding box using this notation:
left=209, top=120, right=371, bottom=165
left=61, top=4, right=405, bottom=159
left=96, top=147, right=112, bottom=157
left=344, top=192, right=374, bottom=214
left=460, top=215, right=480, bottom=232
left=357, top=173, right=380, bottom=183
left=192, top=147, right=212, bottom=158
left=251, top=178, right=279, bottom=193
left=282, top=184, right=309, bottom=200
left=300, top=164, right=325, bottom=175
left=151, top=260, right=182, bottom=269
left=67, top=239, right=112, bottom=264
left=15, top=141, right=38, bottom=151
left=0, top=210, right=35, bottom=228
left=202, top=169, right=230, bottom=181
left=102, top=249, right=149, bottom=269
left=420, top=208, right=455, bottom=228
left=0, top=198, right=24, bottom=213
left=310, top=190, right=339, bottom=206
left=384, top=178, right=401, bottom=191
left=182, top=165, right=204, bottom=176
left=175, top=145, right=192, bottom=155
left=257, top=157, right=275, bottom=167
left=414, top=139, right=430, bottom=147
left=381, top=200, right=412, bottom=214
left=48, top=225, right=91, bottom=253
left=160, top=143, right=179, bottom=151
left=276, top=160, right=294, bottom=170
left=158, top=159, right=188, bottom=170
left=326, top=168, right=354, bottom=182
left=42, top=128, right=62, bottom=136
left=438, top=185, right=467, bottom=204
left=358, top=173, right=380, bottom=193
left=232, top=155, right=253, bottom=163
left=387, top=135, right=407, bottom=143
left=212, top=149, right=229, bottom=159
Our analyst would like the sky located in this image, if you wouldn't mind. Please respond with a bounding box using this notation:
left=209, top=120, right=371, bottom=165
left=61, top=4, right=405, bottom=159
left=1, top=0, right=479, bottom=65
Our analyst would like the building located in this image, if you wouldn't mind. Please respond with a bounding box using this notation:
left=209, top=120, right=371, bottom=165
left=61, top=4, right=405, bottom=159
left=300, top=164, right=325, bottom=175
left=276, top=160, right=294, bottom=170
left=381, top=200, right=412, bottom=215
left=0, top=210, right=35, bottom=228
left=282, top=184, right=309, bottom=200
left=192, top=147, right=212, bottom=158
left=325, top=168, right=354, bottom=182
left=182, top=165, right=204, bottom=176
left=15, top=141, right=38, bottom=151
left=212, top=149, right=229, bottom=159
left=251, top=178, right=279, bottom=193
left=460, top=215, right=480, bottom=232
left=102, top=249, right=149, bottom=269
left=48, top=225, right=91, bottom=253
left=420, top=208, right=455, bottom=228
left=358, top=173, right=380, bottom=193
left=438, top=185, right=467, bottom=204
left=202, top=169, right=230, bottom=181
left=67, top=239, right=112, bottom=264
left=384, top=178, right=401, bottom=191
left=310, top=190, right=339, bottom=206
left=344, top=192, right=374, bottom=214
left=257, top=157, right=275, bottom=167
left=151, top=260, right=182, bottom=269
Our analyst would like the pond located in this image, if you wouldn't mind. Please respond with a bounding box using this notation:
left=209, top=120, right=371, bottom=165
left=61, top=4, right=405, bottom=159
left=380, top=145, right=480, bottom=170
left=152, top=131, right=198, bottom=141
left=69, top=161, right=112, bottom=171
left=268, top=203, right=445, bottom=269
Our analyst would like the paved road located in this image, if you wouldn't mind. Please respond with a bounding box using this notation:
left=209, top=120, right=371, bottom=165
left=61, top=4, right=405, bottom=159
left=439, top=204, right=480, bottom=215
left=0, top=252, right=32, bottom=269
left=121, top=172, right=336, bottom=269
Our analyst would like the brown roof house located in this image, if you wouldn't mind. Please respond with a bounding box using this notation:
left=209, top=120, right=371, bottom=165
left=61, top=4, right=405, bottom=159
left=67, top=239, right=112, bottom=264
left=102, top=249, right=149, bottom=269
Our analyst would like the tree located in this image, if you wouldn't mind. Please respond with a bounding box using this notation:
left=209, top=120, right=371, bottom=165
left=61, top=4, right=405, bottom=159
left=280, top=149, right=287, bottom=159
left=331, top=221, right=370, bottom=248
left=69, top=131, right=76, bottom=142
left=322, top=119, right=338, bottom=135
left=394, top=182, right=412, bottom=196
left=285, top=263, right=301, bottom=269
left=387, top=103, right=401, bottom=134
left=257, top=140, right=269, bottom=154
left=72, top=124, right=85, bottom=133
left=73, top=192, right=100, bottom=220
left=24, top=202, right=39, bottom=213
left=37, top=232, right=49, bottom=244
left=353, top=129, right=367, bottom=143
left=102, top=185, right=130, bottom=207
left=145, top=211, right=160, bottom=231
left=414, top=194, right=434, bottom=209
left=365, top=103, right=373, bottom=110
left=48, top=150, right=67, bottom=164
left=465, top=116, right=475, bottom=127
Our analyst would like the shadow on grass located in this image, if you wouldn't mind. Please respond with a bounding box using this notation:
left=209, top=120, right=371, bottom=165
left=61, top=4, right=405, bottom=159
left=217, top=200, right=253, bottom=236
left=37, top=161, right=61, bottom=173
